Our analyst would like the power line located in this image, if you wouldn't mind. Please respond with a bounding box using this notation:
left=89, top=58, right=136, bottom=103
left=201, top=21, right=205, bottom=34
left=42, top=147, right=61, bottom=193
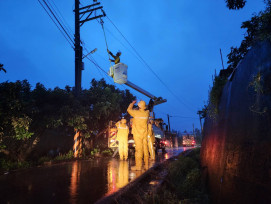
left=106, top=15, right=196, bottom=113
left=84, top=52, right=143, bottom=99
left=40, top=0, right=74, bottom=46
left=96, top=19, right=145, bottom=65
left=38, top=0, right=74, bottom=49
left=48, top=0, right=74, bottom=38
left=155, top=111, right=197, bottom=119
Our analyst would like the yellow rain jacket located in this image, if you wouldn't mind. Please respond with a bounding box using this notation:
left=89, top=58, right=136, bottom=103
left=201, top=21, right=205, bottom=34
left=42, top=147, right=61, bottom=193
left=127, top=102, right=149, bottom=170
left=116, top=120, right=129, bottom=160
left=147, top=123, right=155, bottom=160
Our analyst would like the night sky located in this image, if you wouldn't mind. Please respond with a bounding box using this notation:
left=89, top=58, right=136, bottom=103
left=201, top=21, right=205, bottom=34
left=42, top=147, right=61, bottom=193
left=0, top=0, right=266, bottom=132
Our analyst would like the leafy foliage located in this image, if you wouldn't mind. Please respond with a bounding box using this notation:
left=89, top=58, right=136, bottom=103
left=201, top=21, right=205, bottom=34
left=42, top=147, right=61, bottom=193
left=0, top=63, right=7, bottom=73
left=227, top=1, right=271, bottom=69
left=202, top=2, right=271, bottom=120
left=225, top=0, right=246, bottom=10
left=144, top=148, right=208, bottom=203
left=0, top=78, right=135, bottom=162
left=11, top=115, right=34, bottom=140
left=54, top=150, right=74, bottom=161
left=209, top=75, right=228, bottom=114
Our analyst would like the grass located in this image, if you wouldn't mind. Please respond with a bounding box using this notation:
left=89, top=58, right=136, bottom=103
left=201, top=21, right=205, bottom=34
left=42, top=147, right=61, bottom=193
left=0, top=158, right=32, bottom=172
left=145, top=148, right=209, bottom=204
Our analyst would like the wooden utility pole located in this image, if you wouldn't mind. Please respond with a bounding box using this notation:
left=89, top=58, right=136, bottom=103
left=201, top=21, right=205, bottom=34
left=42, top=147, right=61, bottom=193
left=74, top=0, right=105, bottom=96
left=167, top=114, right=171, bottom=132
left=74, top=0, right=81, bottom=96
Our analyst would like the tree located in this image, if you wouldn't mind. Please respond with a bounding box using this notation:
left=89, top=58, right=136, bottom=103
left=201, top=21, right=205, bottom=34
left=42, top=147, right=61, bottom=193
left=225, top=0, right=246, bottom=10
left=0, top=64, right=6, bottom=73
left=227, top=1, right=271, bottom=69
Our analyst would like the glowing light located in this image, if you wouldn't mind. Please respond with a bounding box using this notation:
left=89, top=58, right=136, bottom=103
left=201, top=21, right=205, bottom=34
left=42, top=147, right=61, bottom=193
left=70, top=161, right=81, bottom=204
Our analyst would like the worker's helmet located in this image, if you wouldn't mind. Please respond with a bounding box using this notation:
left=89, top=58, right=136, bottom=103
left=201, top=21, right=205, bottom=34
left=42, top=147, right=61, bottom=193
left=138, top=100, right=146, bottom=109
left=121, top=118, right=127, bottom=124
left=117, top=51, right=121, bottom=56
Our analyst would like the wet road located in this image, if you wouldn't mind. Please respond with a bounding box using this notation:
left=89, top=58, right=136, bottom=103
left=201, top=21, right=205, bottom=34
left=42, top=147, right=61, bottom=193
left=0, top=147, right=192, bottom=204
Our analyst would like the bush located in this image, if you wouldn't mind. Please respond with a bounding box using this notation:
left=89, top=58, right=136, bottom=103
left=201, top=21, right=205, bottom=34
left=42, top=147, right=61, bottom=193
left=90, top=148, right=100, bottom=156
left=210, top=76, right=228, bottom=114
left=101, top=148, right=113, bottom=156
left=54, top=150, right=74, bottom=161
left=160, top=148, right=208, bottom=202
left=0, top=158, right=31, bottom=172
left=37, top=156, right=51, bottom=165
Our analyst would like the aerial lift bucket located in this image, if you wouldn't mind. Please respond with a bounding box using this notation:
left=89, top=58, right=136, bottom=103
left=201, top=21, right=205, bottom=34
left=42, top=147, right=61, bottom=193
left=109, top=63, right=128, bottom=84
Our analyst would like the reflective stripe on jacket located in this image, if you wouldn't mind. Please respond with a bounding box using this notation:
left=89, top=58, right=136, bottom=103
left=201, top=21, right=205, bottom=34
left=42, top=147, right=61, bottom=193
left=127, top=104, right=149, bottom=137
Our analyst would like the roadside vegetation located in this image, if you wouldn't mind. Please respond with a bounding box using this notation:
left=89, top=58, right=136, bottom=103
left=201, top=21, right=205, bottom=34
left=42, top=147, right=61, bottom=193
left=0, top=78, right=134, bottom=173
left=199, top=0, right=271, bottom=119
left=145, top=148, right=208, bottom=204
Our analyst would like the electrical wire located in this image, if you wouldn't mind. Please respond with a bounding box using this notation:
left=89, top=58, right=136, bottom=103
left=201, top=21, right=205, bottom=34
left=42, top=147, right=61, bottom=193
left=40, top=0, right=74, bottom=46
left=38, top=0, right=74, bottom=49
left=84, top=51, right=143, bottom=99
left=155, top=111, right=197, bottom=119
left=96, top=19, right=145, bottom=65
left=48, top=0, right=74, bottom=37
left=106, top=16, right=197, bottom=113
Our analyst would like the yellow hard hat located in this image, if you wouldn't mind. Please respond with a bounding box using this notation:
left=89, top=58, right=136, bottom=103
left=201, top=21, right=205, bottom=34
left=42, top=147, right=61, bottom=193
left=138, top=100, right=146, bottom=109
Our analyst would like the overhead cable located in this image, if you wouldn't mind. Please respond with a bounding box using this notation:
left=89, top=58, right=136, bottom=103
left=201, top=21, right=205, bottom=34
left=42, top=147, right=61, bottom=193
left=48, top=0, right=74, bottom=38
left=38, top=0, right=74, bottom=49
left=40, top=0, right=74, bottom=46
left=106, top=16, right=196, bottom=113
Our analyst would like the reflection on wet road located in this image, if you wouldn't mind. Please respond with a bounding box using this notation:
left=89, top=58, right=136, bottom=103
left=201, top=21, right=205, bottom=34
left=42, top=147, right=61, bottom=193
left=0, top=147, right=192, bottom=203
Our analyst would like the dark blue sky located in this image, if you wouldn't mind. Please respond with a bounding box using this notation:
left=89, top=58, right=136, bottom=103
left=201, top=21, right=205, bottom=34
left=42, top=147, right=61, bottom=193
left=0, top=0, right=266, bottom=132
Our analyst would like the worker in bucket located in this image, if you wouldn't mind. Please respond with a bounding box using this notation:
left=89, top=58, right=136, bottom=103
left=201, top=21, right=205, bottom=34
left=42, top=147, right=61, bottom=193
left=147, top=117, right=155, bottom=160
left=107, top=49, right=121, bottom=64
left=116, top=118, right=129, bottom=160
left=127, top=100, right=149, bottom=170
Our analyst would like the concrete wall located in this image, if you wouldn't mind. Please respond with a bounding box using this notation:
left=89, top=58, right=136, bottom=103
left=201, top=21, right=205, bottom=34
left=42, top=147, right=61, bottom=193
left=201, top=41, right=271, bottom=204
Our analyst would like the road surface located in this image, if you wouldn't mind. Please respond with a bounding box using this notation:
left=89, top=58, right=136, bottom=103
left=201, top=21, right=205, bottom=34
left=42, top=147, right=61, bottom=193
left=0, top=147, right=193, bottom=204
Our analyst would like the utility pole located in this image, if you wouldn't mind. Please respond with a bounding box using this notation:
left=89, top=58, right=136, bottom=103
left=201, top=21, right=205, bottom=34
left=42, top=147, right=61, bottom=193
left=74, top=0, right=81, bottom=96
left=220, top=48, right=225, bottom=70
left=74, top=0, right=105, bottom=96
left=167, top=114, right=171, bottom=132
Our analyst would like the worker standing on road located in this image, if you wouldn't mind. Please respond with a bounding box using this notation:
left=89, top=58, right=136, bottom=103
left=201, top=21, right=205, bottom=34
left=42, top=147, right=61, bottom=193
left=127, top=100, right=149, bottom=171
left=147, top=118, right=156, bottom=160
left=116, top=118, right=129, bottom=160
left=107, top=49, right=121, bottom=64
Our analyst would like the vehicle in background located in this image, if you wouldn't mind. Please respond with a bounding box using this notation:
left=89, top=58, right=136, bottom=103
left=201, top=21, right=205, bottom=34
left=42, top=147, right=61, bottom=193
left=153, top=124, right=166, bottom=154
left=108, top=120, right=167, bottom=156
left=182, top=134, right=196, bottom=147
left=155, top=137, right=166, bottom=154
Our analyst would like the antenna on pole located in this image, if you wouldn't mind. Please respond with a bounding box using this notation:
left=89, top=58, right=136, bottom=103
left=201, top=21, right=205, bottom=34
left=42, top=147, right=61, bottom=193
left=220, top=48, right=225, bottom=70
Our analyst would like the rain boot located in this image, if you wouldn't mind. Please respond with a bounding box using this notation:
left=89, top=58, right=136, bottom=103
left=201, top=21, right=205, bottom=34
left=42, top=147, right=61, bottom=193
left=131, top=153, right=142, bottom=171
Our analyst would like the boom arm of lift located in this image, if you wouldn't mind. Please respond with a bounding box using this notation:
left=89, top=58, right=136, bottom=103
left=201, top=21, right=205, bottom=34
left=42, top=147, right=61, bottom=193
left=125, top=80, right=167, bottom=108
left=108, top=63, right=166, bottom=109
